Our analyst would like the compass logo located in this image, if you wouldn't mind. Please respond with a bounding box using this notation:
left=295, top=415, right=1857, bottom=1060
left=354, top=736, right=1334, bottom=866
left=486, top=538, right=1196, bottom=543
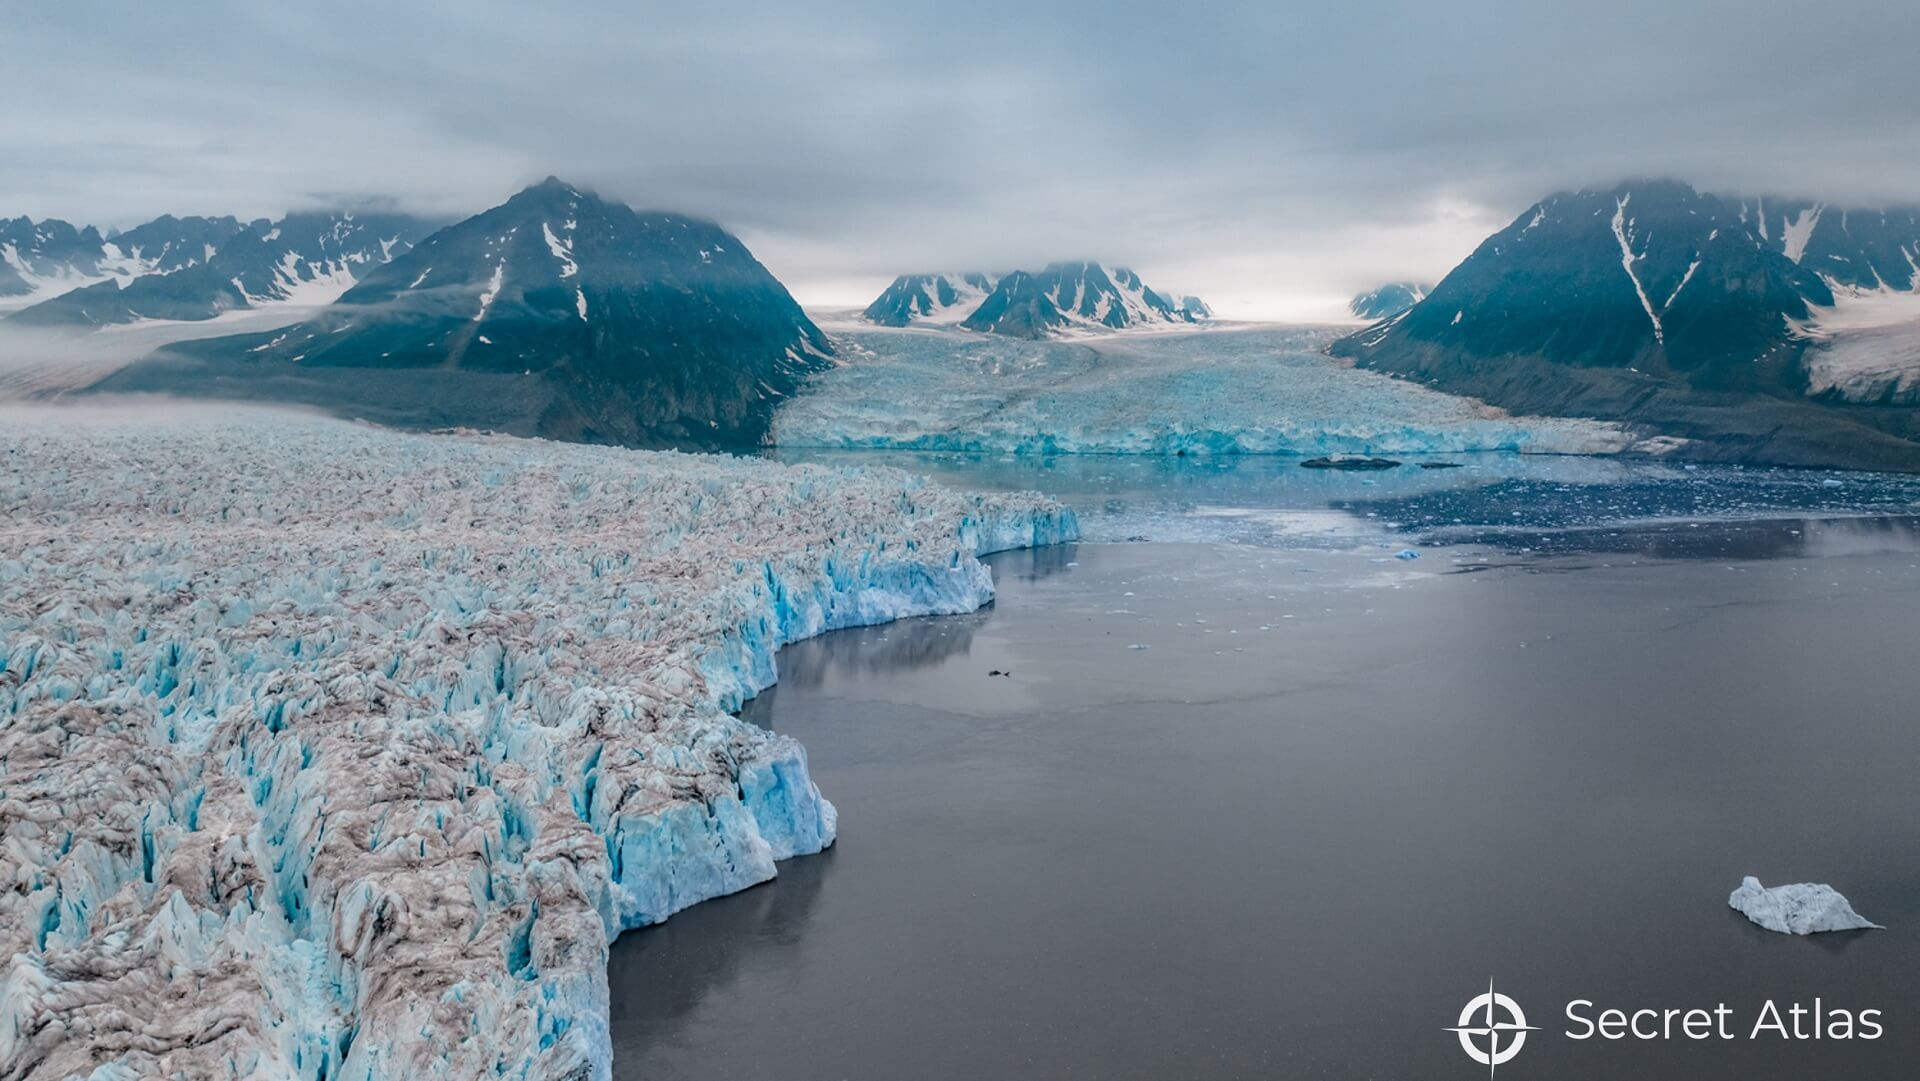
left=1447, top=981, right=1539, bottom=1076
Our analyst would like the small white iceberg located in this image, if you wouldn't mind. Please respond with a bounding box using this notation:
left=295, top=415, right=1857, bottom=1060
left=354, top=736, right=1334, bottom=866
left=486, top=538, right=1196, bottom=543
left=1729, top=876, right=1883, bottom=935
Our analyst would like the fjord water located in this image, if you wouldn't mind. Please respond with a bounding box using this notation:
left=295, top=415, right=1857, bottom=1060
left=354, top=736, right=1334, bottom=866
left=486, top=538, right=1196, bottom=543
left=610, top=453, right=1920, bottom=1079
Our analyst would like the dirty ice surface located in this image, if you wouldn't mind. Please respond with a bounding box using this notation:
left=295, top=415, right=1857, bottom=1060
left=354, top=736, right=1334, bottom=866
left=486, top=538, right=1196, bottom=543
left=0, top=404, right=1072, bottom=1081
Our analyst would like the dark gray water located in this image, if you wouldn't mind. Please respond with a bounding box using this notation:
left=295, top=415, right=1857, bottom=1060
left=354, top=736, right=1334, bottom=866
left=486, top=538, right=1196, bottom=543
left=612, top=457, right=1920, bottom=1080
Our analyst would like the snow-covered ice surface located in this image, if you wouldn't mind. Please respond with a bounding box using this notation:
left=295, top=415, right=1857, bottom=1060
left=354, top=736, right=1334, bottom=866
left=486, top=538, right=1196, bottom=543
left=775, top=326, right=1642, bottom=457
left=1798, top=289, right=1920, bottom=404
left=0, top=406, right=1074, bottom=1081
left=1728, top=877, right=1882, bottom=935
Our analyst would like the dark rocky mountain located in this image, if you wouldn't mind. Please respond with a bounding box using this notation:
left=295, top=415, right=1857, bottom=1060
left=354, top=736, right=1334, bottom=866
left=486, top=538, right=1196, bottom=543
left=1332, top=180, right=1920, bottom=471
left=863, top=272, right=1000, bottom=325
left=10, top=211, right=437, bottom=326
left=1349, top=281, right=1430, bottom=320
left=96, top=178, right=832, bottom=449
left=0, top=214, right=244, bottom=300
left=958, top=261, right=1206, bottom=339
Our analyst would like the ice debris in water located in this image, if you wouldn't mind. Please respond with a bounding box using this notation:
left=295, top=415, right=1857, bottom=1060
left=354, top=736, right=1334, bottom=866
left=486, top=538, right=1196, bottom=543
left=1728, top=876, right=1883, bottom=935
left=1394, top=549, right=1420, bottom=560
left=776, top=327, right=1641, bottom=457
left=0, top=406, right=1075, bottom=1081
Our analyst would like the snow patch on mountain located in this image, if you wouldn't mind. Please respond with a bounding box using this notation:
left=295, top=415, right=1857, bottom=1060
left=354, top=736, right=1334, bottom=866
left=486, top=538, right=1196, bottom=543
left=0, top=406, right=1075, bottom=1081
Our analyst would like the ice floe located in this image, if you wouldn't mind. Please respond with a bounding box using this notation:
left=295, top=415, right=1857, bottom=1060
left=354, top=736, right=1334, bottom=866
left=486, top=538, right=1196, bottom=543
left=1728, top=876, right=1882, bottom=935
left=0, top=406, right=1073, bottom=1081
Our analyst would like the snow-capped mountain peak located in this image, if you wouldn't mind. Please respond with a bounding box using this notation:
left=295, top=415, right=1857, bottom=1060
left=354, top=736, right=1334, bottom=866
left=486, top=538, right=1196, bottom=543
left=864, top=259, right=1206, bottom=338
left=1349, top=281, right=1431, bottom=320
left=862, top=272, right=1000, bottom=326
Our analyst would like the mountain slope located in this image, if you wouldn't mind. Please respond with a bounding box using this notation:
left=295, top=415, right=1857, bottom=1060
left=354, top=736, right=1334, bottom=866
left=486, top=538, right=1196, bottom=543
left=96, top=178, right=832, bottom=449
left=10, top=211, right=437, bottom=326
left=1740, top=198, right=1920, bottom=293
left=1331, top=180, right=1920, bottom=470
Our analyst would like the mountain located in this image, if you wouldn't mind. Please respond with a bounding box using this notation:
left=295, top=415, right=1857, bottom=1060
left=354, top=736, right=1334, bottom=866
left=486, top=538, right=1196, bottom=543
left=0, top=214, right=244, bottom=303
left=860, top=260, right=1206, bottom=337
left=95, top=178, right=832, bottom=449
left=105, top=214, right=248, bottom=274
left=10, top=211, right=438, bottom=327
left=1331, top=180, right=1920, bottom=471
left=1349, top=281, right=1430, bottom=320
left=863, top=272, right=1000, bottom=326
left=958, top=261, right=1207, bottom=339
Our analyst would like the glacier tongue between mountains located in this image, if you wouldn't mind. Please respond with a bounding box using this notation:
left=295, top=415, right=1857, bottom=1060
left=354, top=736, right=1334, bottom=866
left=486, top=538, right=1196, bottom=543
left=0, top=407, right=1074, bottom=1081
left=777, top=326, right=1640, bottom=456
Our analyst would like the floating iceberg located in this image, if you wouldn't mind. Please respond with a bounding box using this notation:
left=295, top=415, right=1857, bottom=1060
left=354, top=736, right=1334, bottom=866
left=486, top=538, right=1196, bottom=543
left=1728, top=876, right=1883, bottom=935
left=0, top=405, right=1074, bottom=1081
left=776, top=326, right=1642, bottom=457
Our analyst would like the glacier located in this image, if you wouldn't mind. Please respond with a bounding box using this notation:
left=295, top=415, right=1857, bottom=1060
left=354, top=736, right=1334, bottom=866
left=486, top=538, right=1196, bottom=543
left=0, top=405, right=1074, bottom=1081
left=776, top=325, right=1648, bottom=457
left=1728, top=876, right=1883, bottom=935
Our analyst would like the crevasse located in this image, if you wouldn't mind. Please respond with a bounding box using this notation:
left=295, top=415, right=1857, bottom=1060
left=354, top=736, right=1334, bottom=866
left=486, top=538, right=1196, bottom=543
left=0, top=406, right=1075, bottom=1081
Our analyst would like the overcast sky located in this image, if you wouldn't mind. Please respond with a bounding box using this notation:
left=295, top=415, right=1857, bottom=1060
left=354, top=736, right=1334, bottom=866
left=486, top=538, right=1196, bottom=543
left=6, top=1, right=1918, bottom=319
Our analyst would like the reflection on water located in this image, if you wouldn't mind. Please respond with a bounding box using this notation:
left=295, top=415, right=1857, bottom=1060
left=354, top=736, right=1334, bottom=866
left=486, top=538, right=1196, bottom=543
left=607, top=848, right=831, bottom=1067
left=1426, top=514, right=1920, bottom=561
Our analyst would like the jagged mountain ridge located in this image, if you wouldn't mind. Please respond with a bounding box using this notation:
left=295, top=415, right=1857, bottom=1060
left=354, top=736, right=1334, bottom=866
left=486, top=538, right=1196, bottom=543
left=96, top=178, right=832, bottom=449
left=863, top=260, right=1206, bottom=338
left=0, top=214, right=245, bottom=302
left=10, top=211, right=440, bottom=327
left=1332, top=179, right=1920, bottom=470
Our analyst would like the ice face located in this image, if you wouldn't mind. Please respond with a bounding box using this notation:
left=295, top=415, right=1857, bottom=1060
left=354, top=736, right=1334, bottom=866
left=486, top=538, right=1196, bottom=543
left=776, top=326, right=1641, bottom=457
left=0, top=405, right=1075, bottom=1081
left=1728, top=876, right=1883, bottom=935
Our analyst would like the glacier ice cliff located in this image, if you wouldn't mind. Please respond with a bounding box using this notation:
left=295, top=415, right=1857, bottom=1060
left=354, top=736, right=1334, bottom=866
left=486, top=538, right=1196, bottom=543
left=0, top=406, right=1074, bottom=1081
left=1728, top=876, right=1883, bottom=935
left=776, top=326, right=1648, bottom=457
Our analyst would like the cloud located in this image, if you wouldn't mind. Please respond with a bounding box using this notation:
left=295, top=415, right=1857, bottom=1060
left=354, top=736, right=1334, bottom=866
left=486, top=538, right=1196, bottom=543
left=4, top=0, right=1918, bottom=318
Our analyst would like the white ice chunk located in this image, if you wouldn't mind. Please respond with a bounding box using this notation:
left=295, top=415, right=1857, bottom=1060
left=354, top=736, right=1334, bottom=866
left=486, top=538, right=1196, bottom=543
left=1728, top=876, right=1882, bottom=935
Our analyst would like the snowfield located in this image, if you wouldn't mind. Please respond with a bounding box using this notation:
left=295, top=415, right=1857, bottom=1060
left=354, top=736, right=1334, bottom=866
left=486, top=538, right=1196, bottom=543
left=776, top=326, right=1641, bottom=456
left=0, top=407, right=1074, bottom=1081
